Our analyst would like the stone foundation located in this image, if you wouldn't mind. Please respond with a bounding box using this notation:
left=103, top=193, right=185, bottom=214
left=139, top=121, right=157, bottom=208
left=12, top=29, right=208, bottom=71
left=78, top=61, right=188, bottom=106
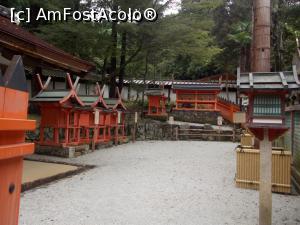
left=136, top=119, right=176, bottom=141
left=35, top=144, right=90, bottom=158
left=170, top=110, right=221, bottom=125
left=124, top=118, right=240, bottom=142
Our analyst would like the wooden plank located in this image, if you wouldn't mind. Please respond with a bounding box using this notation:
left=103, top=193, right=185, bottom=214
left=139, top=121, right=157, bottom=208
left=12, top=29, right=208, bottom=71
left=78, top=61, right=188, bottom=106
left=0, top=118, right=36, bottom=131
left=179, top=129, right=229, bottom=132
left=236, top=148, right=291, bottom=194
left=178, top=134, right=234, bottom=137
left=0, top=143, right=34, bottom=160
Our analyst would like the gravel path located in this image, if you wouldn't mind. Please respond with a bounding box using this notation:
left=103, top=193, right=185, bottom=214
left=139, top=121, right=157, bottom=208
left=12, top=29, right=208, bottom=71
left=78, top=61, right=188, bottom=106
left=20, top=141, right=300, bottom=225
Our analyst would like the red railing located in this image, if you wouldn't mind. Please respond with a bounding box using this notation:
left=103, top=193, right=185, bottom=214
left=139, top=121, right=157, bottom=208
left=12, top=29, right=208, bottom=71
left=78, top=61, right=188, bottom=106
left=217, top=98, right=240, bottom=123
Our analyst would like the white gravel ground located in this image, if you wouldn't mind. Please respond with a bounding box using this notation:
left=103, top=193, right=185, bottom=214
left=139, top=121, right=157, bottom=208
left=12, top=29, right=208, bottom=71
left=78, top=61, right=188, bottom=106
left=20, top=141, right=300, bottom=225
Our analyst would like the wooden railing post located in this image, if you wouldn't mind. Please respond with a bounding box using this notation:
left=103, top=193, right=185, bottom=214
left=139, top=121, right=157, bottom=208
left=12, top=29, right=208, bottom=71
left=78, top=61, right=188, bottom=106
left=175, top=127, right=179, bottom=141
left=233, top=124, right=236, bottom=142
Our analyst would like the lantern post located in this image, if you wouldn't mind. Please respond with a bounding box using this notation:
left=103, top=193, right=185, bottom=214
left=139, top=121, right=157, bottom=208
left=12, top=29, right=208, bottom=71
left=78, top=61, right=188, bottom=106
left=237, top=67, right=300, bottom=225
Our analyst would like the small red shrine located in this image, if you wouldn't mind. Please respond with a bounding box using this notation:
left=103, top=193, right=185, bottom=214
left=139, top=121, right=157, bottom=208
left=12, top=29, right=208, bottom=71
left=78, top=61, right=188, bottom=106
left=31, top=74, right=84, bottom=147
left=103, top=87, right=127, bottom=143
left=145, top=89, right=167, bottom=116
left=172, top=83, right=221, bottom=111
left=77, top=83, right=111, bottom=145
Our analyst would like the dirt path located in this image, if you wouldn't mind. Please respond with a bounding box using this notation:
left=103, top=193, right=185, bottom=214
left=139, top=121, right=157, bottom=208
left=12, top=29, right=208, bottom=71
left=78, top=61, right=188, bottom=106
left=22, top=161, right=78, bottom=184
left=20, top=141, right=300, bottom=225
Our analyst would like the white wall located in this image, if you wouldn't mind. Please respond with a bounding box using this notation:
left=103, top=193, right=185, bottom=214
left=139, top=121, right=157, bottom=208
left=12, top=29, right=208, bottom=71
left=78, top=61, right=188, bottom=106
left=218, top=91, right=237, bottom=103
left=120, top=86, right=175, bottom=102
left=55, top=81, right=66, bottom=90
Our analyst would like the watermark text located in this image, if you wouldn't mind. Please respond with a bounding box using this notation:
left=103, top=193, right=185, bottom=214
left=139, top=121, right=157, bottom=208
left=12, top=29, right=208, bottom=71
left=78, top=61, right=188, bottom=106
left=10, top=7, right=158, bottom=23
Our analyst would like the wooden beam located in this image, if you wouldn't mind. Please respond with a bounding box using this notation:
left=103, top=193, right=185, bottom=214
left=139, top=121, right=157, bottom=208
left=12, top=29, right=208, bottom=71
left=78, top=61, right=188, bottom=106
left=259, top=129, right=272, bottom=225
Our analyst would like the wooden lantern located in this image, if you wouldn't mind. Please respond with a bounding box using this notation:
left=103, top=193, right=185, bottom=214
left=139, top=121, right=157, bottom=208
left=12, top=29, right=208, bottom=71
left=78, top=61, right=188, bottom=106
left=237, top=67, right=300, bottom=141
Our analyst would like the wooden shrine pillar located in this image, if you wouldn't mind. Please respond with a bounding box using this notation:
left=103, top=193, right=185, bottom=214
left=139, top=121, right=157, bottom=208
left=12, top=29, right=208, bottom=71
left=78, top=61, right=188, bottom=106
left=259, top=129, right=272, bottom=225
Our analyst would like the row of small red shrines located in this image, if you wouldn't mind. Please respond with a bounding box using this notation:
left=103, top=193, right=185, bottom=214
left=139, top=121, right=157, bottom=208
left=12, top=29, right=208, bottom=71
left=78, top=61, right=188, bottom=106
left=31, top=74, right=127, bottom=148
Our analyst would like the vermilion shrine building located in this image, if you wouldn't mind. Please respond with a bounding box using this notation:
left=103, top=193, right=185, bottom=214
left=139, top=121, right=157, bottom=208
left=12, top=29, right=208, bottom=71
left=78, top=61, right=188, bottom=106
left=103, top=87, right=127, bottom=143
left=172, top=83, right=221, bottom=111
left=31, top=74, right=84, bottom=147
left=145, top=89, right=167, bottom=117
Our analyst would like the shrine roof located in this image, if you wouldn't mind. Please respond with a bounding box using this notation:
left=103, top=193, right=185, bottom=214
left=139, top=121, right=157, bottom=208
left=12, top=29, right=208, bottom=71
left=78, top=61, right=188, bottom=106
left=104, top=98, right=126, bottom=111
left=0, top=6, right=95, bottom=74
left=31, top=90, right=70, bottom=102
left=172, top=83, right=221, bottom=91
left=79, top=95, right=109, bottom=109
left=31, top=74, right=84, bottom=106
left=237, top=67, right=300, bottom=90
left=104, top=98, right=119, bottom=106
left=79, top=96, right=99, bottom=105
left=145, top=89, right=165, bottom=96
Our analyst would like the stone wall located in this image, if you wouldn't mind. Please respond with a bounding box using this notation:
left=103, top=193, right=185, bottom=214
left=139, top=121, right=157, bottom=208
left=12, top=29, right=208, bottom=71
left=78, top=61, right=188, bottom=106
left=125, top=112, right=240, bottom=142
left=124, top=112, right=176, bottom=141
left=170, top=110, right=221, bottom=125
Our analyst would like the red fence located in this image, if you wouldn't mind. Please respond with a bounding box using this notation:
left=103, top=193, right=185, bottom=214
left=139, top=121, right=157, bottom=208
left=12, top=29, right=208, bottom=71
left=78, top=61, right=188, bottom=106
left=217, top=98, right=240, bottom=123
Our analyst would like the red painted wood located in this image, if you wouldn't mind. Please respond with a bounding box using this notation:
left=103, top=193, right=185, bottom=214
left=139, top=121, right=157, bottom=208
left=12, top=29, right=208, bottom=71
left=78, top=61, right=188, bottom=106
left=0, top=87, right=35, bottom=225
left=175, top=89, right=220, bottom=111
left=147, top=95, right=167, bottom=116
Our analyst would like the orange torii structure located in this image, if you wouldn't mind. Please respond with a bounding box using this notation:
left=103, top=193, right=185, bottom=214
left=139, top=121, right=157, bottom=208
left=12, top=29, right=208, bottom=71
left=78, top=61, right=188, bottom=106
left=31, top=74, right=85, bottom=147
left=104, top=87, right=127, bottom=143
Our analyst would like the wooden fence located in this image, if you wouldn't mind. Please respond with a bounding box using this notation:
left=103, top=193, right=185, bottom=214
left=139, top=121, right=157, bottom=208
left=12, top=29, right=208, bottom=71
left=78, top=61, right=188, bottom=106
left=236, top=148, right=291, bottom=194
left=174, top=127, right=239, bottom=142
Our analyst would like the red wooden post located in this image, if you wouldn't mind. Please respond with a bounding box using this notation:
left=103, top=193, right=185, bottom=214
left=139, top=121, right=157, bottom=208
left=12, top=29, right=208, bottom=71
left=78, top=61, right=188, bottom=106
left=54, top=127, right=59, bottom=144
left=65, top=112, right=70, bottom=145
left=40, top=126, right=45, bottom=144
left=0, top=56, right=36, bottom=225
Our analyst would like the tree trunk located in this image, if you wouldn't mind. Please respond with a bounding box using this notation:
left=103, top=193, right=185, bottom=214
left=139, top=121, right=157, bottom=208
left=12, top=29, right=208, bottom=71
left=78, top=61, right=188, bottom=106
left=141, top=52, right=149, bottom=114
left=273, top=0, right=284, bottom=71
left=251, top=3, right=255, bottom=71
left=245, top=44, right=251, bottom=72
left=109, top=4, right=118, bottom=98
left=119, top=32, right=127, bottom=92
left=252, top=0, right=271, bottom=72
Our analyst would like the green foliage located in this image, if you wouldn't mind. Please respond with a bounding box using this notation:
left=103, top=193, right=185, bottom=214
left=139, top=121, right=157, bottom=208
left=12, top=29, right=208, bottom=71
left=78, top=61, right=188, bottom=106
left=3, top=0, right=300, bottom=81
left=227, top=22, right=251, bottom=46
